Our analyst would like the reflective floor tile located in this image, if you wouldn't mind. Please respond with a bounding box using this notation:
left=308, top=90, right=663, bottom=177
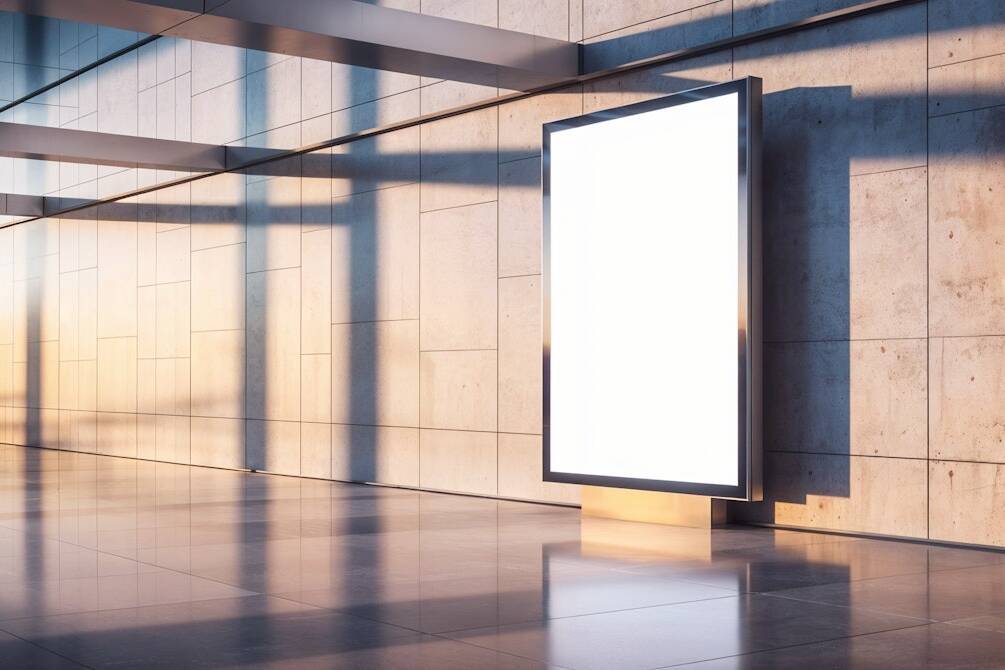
left=0, top=595, right=414, bottom=669
left=0, top=566, right=256, bottom=621
left=771, top=562, right=1005, bottom=621
left=1, top=444, right=1004, bottom=669
left=279, top=569, right=735, bottom=634
left=444, top=593, right=926, bottom=670
left=0, top=628, right=86, bottom=669
left=946, top=613, right=1005, bottom=634
left=224, top=634, right=556, bottom=670
left=679, top=622, right=1005, bottom=669
left=621, top=539, right=1005, bottom=593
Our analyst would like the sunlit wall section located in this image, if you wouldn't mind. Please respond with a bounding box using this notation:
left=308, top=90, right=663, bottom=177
left=0, top=226, right=11, bottom=444
left=0, top=1, right=581, bottom=508
left=0, top=11, right=153, bottom=201
left=0, top=0, right=1003, bottom=546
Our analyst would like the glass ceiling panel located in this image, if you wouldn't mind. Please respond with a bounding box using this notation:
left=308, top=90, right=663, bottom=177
left=0, top=11, right=148, bottom=118
left=0, top=5, right=522, bottom=217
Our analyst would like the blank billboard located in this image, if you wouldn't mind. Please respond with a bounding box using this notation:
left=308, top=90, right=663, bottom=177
left=543, top=78, right=762, bottom=500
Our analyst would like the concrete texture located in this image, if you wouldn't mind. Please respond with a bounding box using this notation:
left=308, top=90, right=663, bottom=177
left=929, top=459, right=1005, bottom=546
left=419, top=201, right=497, bottom=351
left=0, top=1, right=1004, bottom=548
left=930, top=336, right=1005, bottom=463
left=765, top=339, right=927, bottom=459
left=929, top=104, right=1005, bottom=336
left=745, top=452, right=929, bottom=537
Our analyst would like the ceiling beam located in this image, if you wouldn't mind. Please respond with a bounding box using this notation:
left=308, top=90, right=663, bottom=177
left=0, top=0, right=201, bottom=35
left=0, top=192, right=43, bottom=217
left=0, top=0, right=580, bottom=90
left=0, top=193, right=102, bottom=218
left=0, top=122, right=282, bottom=171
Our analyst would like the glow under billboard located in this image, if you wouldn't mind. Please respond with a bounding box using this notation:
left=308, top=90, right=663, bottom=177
left=543, top=78, right=762, bottom=500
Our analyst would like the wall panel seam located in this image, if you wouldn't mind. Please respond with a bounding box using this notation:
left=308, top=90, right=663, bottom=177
left=927, top=51, right=1005, bottom=70
left=929, top=101, right=1005, bottom=120
left=418, top=199, right=499, bottom=216
left=766, top=450, right=930, bottom=461
left=925, top=0, right=931, bottom=542
left=765, top=336, right=928, bottom=345
left=580, top=0, right=725, bottom=42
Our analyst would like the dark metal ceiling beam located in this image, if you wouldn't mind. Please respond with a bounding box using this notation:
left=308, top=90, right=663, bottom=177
left=0, top=0, right=926, bottom=228
left=0, top=192, right=43, bottom=217
left=0, top=193, right=100, bottom=218
left=0, top=0, right=201, bottom=34
left=0, top=0, right=580, bottom=90
left=0, top=122, right=282, bottom=171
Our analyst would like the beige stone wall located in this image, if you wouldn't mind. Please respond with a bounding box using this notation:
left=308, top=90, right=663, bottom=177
left=0, top=1, right=1003, bottom=544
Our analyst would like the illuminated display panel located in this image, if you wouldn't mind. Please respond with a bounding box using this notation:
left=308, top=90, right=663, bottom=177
left=543, top=78, right=762, bottom=500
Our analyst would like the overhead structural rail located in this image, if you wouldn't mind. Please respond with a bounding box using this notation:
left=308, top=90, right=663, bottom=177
left=0, top=193, right=103, bottom=218
left=0, top=192, right=43, bottom=217
left=0, top=0, right=580, bottom=90
left=0, top=0, right=926, bottom=228
left=0, top=121, right=282, bottom=171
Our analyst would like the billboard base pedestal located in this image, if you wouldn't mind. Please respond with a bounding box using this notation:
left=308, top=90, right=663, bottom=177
left=581, top=486, right=728, bottom=528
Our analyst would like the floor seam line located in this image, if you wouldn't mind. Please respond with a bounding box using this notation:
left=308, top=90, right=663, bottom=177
left=654, top=620, right=937, bottom=669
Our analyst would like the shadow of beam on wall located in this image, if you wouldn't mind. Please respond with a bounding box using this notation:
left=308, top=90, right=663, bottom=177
left=10, top=0, right=1005, bottom=535
left=581, top=0, right=1004, bottom=70
left=21, top=83, right=1005, bottom=502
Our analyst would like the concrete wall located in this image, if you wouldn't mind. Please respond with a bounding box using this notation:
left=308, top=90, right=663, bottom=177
left=0, top=1, right=1003, bottom=545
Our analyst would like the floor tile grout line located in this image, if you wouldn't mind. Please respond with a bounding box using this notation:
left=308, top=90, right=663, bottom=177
left=761, top=589, right=940, bottom=623
left=0, top=441, right=583, bottom=511
left=434, top=594, right=741, bottom=638
left=0, top=505, right=744, bottom=646
left=0, top=520, right=278, bottom=619
left=613, top=554, right=1005, bottom=596
left=429, top=631, right=580, bottom=670
left=270, top=593, right=577, bottom=670
left=13, top=443, right=1005, bottom=545
left=0, top=584, right=549, bottom=668
left=0, top=448, right=587, bottom=604
left=654, top=620, right=937, bottom=669
left=5, top=496, right=999, bottom=635
left=0, top=587, right=269, bottom=628
left=436, top=593, right=935, bottom=670
left=5, top=437, right=1005, bottom=670
left=943, top=609, right=1005, bottom=631
left=0, top=625, right=97, bottom=669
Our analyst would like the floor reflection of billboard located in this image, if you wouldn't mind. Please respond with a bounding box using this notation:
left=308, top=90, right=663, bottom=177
left=543, top=78, right=762, bottom=500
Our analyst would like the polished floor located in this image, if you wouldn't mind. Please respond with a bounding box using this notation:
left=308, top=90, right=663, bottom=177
left=2, top=446, right=1005, bottom=669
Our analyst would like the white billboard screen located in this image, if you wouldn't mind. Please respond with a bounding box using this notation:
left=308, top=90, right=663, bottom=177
left=543, top=78, right=761, bottom=500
